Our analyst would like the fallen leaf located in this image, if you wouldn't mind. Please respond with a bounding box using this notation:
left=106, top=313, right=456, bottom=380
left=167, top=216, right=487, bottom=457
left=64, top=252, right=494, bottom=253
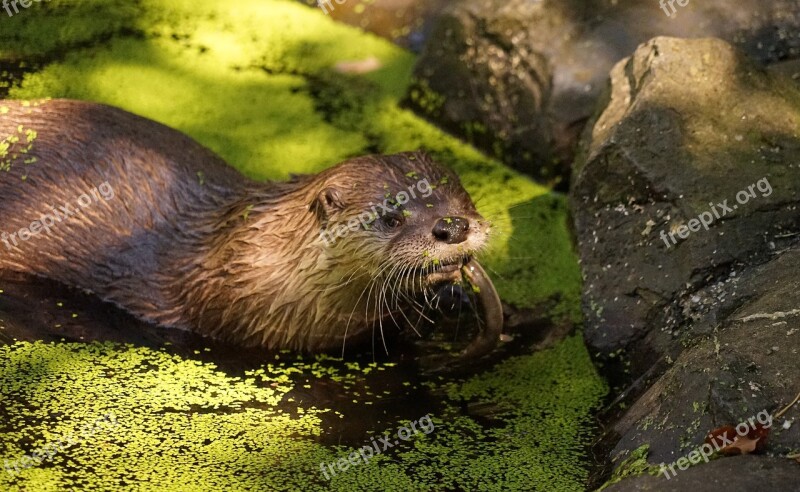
left=705, top=423, right=770, bottom=456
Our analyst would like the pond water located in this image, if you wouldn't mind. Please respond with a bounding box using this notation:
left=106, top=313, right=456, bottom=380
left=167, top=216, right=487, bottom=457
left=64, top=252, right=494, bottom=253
left=0, top=269, right=604, bottom=490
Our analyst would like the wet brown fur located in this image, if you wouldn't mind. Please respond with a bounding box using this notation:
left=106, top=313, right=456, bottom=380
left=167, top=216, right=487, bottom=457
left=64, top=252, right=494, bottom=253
left=0, top=99, right=489, bottom=351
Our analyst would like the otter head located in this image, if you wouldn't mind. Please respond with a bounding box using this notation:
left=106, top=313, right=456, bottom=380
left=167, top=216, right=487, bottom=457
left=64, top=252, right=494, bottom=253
left=312, top=151, right=489, bottom=318
left=187, top=150, right=497, bottom=354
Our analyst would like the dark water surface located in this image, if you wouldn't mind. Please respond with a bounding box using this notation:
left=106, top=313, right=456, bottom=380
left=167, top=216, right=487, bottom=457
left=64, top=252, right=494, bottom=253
left=0, top=270, right=557, bottom=449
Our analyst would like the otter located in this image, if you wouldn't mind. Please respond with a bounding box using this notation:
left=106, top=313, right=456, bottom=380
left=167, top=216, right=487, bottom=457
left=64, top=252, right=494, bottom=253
left=0, top=99, right=502, bottom=361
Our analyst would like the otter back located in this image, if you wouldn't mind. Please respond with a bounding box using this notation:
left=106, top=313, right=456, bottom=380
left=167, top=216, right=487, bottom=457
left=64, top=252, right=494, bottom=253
left=0, top=99, right=248, bottom=329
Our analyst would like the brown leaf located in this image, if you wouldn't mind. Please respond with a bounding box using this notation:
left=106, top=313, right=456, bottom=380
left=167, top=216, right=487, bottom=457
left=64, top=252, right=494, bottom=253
left=705, top=423, right=770, bottom=456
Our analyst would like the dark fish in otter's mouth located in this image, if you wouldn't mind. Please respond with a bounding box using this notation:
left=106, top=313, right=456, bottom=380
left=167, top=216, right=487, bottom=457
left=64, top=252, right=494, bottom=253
left=418, top=256, right=504, bottom=369
left=0, top=99, right=504, bottom=363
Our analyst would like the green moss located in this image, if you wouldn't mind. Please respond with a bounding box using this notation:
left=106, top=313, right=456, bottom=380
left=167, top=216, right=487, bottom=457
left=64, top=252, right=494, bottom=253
left=598, top=445, right=662, bottom=490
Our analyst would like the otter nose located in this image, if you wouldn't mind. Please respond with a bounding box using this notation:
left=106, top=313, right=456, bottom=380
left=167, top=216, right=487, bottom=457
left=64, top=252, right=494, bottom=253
left=432, top=217, right=470, bottom=244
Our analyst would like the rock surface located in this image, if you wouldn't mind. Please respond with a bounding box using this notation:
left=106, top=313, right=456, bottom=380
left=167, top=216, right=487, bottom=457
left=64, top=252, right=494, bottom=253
left=606, top=455, right=800, bottom=491
left=572, top=36, right=800, bottom=368
left=571, top=36, right=800, bottom=488
left=408, top=0, right=800, bottom=184
left=306, top=0, right=450, bottom=52
left=608, top=249, right=800, bottom=467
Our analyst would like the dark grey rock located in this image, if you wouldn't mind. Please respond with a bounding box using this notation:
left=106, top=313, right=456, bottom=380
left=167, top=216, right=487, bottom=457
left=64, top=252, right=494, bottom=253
left=408, top=0, right=800, bottom=183
left=406, top=0, right=557, bottom=181
left=609, top=249, right=800, bottom=466
left=572, top=36, right=800, bottom=487
left=571, top=36, right=800, bottom=368
left=605, top=455, right=800, bottom=492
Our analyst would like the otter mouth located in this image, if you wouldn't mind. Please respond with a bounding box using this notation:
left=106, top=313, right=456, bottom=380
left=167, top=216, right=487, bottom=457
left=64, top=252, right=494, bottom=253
left=419, top=257, right=470, bottom=285
left=436, top=263, right=461, bottom=274
left=416, top=257, right=504, bottom=372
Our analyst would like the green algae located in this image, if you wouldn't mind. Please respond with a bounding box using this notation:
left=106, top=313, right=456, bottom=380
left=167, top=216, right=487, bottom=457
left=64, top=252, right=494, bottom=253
left=1, top=335, right=606, bottom=491
left=317, top=335, right=606, bottom=490
left=0, top=341, right=332, bottom=491
left=598, top=445, right=662, bottom=490
left=0, top=0, right=604, bottom=489
left=0, top=0, right=141, bottom=59
left=429, top=335, right=608, bottom=491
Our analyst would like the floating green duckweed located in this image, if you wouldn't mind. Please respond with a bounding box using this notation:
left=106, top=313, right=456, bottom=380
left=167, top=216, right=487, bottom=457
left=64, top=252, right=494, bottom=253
left=0, top=341, right=332, bottom=490
left=0, top=124, right=37, bottom=172
left=318, top=335, right=607, bottom=490
left=437, top=335, right=608, bottom=490
left=0, top=336, right=606, bottom=491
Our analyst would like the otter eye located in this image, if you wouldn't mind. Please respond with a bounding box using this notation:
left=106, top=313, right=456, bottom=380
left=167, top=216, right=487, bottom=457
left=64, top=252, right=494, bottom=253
left=382, top=215, right=403, bottom=229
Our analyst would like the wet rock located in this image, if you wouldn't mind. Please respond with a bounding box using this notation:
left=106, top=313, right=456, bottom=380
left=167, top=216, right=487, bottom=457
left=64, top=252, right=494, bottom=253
left=606, top=455, right=800, bottom=491
left=571, top=36, right=800, bottom=370
left=406, top=0, right=562, bottom=183
left=607, top=249, right=800, bottom=473
left=307, top=0, right=451, bottom=52
left=408, top=0, right=800, bottom=184
left=572, top=36, right=800, bottom=487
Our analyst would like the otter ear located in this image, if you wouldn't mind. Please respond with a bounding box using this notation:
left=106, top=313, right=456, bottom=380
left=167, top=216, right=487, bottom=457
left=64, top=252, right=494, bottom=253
left=315, top=187, right=346, bottom=220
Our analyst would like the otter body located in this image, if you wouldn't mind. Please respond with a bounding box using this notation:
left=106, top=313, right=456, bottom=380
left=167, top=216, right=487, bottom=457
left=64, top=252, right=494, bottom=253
left=0, top=99, right=492, bottom=353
